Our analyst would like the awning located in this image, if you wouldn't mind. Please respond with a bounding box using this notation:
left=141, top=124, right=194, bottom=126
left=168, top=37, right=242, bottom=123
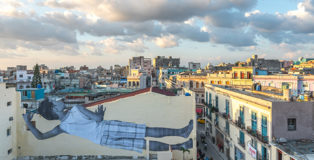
left=196, top=108, right=203, bottom=114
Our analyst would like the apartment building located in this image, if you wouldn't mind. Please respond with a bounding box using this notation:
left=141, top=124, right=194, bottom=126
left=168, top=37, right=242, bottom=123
left=0, top=83, right=20, bottom=160
left=204, top=84, right=314, bottom=160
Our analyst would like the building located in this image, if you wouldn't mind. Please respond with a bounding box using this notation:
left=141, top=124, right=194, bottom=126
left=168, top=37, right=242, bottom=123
left=17, top=88, right=45, bottom=110
left=204, top=84, right=314, bottom=160
left=129, top=56, right=152, bottom=75
left=0, top=83, right=20, bottom=160
left=127, top=69, right=151, bottom=89
left=16, top=66, right=33, bottom=90
left=177, top=72, right=207, bottom=104
left=153, top=56, right=180, bottom=69
left=14, top=87, right=196, bottom=160
left=246, top=55, right=282, bottom=73
left=157, top=67, right=189, bottom=88
left=254, top=74, right=314, bottom=96
left=188, top=62, right=201, bottom=70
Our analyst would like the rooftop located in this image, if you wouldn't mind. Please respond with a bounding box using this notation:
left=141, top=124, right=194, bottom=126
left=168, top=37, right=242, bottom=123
left=272, top=139, right=314, bottom=160
left=210, top=85, right=287, bottom=102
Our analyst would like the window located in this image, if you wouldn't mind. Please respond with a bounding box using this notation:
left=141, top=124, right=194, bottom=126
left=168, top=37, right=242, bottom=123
left=7, top=101, right=12, bottom=106
left=23, top=103, right=28, bottom=108
left=288, top=118, right=296, bottom=131
left=7, top=128, right=11, bottom=136
left=22, top=91, right=27, bottom=96
left=252, top=112, right=257, bottom=133
left=9, top=117, right=13, bottom=121
left=8, top=148, right=12, bottom=155
left=19, top=74, right=23, bottom=78
left=225, top=100, right=229, bottom=116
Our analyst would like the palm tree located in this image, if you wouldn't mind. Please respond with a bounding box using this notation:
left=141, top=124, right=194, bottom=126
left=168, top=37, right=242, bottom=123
left=180, top=147, right=190, bottom=160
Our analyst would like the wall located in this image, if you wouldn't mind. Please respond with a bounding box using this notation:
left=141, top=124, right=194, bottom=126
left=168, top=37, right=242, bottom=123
left=16, top=92, right=196, bottom=160
left=272, top=102, right=314, bottom=140
left=0, top=83, right=20, bottom=160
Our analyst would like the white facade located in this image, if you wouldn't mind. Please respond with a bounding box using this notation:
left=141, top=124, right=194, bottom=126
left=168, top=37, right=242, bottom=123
left=16, top=70, right=33, bottom=89
left=204, top=85, right=272, bottom=160
left=0, top=83, right=20, bottom=160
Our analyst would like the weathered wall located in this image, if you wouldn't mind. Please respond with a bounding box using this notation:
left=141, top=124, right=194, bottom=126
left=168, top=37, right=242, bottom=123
left=16, top=92, right=196, bottom=160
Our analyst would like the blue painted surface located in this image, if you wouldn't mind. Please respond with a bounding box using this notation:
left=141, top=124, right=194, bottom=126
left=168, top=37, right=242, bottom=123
left=262, top=116, right=268, bottom=140
left=185, top=93, right=191, bottom=96
left=18, top=88, right=45, bottom=101
left=256, top=70, right=268, bottom=75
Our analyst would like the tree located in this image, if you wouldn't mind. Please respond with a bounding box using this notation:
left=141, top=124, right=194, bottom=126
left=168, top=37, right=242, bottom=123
left=31, top=64, right=42, bottom=88
left=180, top=147, right=190, bottom=160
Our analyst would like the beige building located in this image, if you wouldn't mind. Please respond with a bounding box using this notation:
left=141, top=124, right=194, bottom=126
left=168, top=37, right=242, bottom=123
left=12, top=87, right=196, bottom=160
left=0, top=83, right=20, bottom=160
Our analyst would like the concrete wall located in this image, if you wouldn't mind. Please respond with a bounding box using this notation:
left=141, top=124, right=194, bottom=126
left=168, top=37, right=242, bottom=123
left=0, top=83, right=20, bottom=160
left=272, top=102, right=314, bottom=140
left=16, top=92, right=196, bottom=160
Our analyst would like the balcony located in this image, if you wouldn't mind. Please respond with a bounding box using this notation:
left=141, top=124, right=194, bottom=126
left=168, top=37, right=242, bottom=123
left=246, top=127, right=269, bottom=144
left=237, top=138, right=245, bottom=149
left=235, top=119, right=245, bottom=129
left=222, top=113, right=230, bottom=120
left=257, top=152, right=269, bottom=160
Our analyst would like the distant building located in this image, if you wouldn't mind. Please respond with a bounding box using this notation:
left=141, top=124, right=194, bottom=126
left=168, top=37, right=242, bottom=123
left=153, top=56, right=180, bottom=69
left=127, top=69, right=151, bottom=89
left=246, top=54, right=282, bottom=73
left=17, top=88, right=45, bottom=110
left=16, top=66, right=33, bottom=90
left=188, top=62, right=201, bottom=70
left=129, top=56, right=152, bottom=75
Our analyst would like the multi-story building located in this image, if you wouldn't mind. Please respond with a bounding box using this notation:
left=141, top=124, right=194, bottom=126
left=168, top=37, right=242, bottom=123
left=246, top=55, right=282, bottom=73
left=129, top=56, right=152, bottom=75
left=157, top=67, right=189, bottom=88
left=188, top=62, right=201, bottom=70
left=153, top=56, right=180, bottom=69
left=204, top=84, right=314, bottom=160
left=177, top=72, right=207, bottom=104
left=17, top=88, right=45, bottom=110
left=254, top=75, right=314, bottom=97
left=0, top=83, right=20, bottom=160
left=16, top=66, right=33, bottom=90
left=127, top=69, right=151, bottom=89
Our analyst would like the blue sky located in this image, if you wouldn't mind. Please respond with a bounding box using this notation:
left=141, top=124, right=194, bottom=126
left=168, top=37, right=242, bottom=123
left=0, top=0, right=314, bottom=69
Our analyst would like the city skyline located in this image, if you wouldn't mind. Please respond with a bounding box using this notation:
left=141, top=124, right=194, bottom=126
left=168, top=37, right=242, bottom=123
left=1, top=0, right=314, bottom=69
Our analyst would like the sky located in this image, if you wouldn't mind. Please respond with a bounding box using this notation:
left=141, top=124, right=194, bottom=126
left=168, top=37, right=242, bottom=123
left=0, top=0, right=314, bottom=69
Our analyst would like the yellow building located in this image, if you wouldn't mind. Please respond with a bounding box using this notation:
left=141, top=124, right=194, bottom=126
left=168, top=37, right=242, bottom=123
left=207, top=67, right=254, bottom=86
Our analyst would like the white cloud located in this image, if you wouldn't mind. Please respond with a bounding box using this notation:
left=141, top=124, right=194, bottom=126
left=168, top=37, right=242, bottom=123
left=154, top=34, right=179, bottom=48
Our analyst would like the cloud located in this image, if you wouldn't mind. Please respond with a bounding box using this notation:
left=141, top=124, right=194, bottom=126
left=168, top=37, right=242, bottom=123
left=43, top=0, right=257, bottom=22
left=210, top=27, right=256, bottom=47
left=0, top=16, right=76, bottom=43
left=154, top=34, right=179, bottom=48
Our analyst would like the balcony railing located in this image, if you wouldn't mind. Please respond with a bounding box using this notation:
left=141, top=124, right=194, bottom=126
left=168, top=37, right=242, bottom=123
left=257, top=152, right=269, bottom=160
left=246, top=127, right=269, bottom=144
left=237, top=138, right=245, bottom=149
left=235, top=119, right=245, bottom=129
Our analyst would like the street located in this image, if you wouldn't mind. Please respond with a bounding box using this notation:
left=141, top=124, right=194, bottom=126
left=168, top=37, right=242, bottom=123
left=197, top=123, right=224, bottom=160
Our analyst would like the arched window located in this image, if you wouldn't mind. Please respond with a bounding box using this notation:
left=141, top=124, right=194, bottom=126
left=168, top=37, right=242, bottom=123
left=190, top=81, right=193, bottom=88
left=132, top=82, right=135, bottom=86
left=201, top=82, right=204, bottom=87
left=196, top=82, right=199, bottom=88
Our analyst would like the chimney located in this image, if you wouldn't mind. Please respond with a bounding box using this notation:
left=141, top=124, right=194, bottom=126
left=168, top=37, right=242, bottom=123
left=283, top=89, right=291, bottom=101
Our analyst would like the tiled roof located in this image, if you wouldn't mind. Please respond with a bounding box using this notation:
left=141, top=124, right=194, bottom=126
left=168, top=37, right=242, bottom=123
left=83, top=87, right=175, bottom=107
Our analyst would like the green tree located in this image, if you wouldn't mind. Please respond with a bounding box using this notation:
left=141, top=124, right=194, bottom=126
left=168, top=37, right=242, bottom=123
left=31, top=64, right=42, bottom=88
left=180, top=147, right=190, bottom=160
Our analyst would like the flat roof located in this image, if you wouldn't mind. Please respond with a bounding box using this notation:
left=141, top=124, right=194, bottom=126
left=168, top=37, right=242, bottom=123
left=272, top=139, right=314, bottom=160
left=211, top=85, right=286, bottom=102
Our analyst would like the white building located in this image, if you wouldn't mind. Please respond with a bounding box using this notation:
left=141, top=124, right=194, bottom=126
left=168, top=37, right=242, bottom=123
left=204, top=84, right=314, bottom=160
left=0, top=83, right=20, bottom=160
left=16, top=66, right=33, bottom=89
